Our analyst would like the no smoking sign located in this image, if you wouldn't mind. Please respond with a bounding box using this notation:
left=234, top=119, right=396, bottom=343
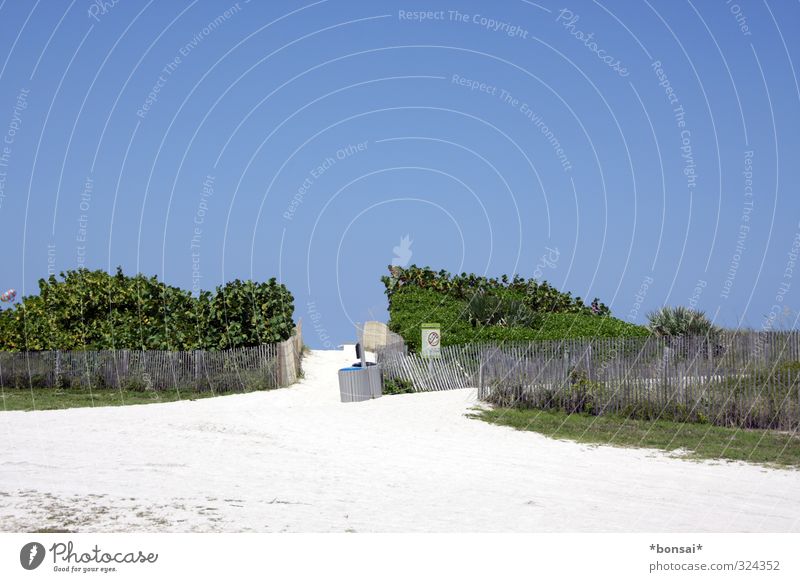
left=421, top=323, right=441, bottom=358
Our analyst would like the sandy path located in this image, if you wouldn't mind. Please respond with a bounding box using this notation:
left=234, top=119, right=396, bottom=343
left=1, top=348, right=799, bottom=532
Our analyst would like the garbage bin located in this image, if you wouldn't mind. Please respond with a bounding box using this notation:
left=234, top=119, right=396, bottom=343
left=338, top=364, right=383, bottom=402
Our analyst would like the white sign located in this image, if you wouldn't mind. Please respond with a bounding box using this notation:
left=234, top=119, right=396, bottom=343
left=421, top=323, right=441, bottom=358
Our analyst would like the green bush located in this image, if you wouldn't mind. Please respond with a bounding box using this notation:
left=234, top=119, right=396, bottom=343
left=121, top=376, right=151, bottom=392
left=0, top=268, right=295, bottom=352
left=466, top=291, right=540, bottom=327
left=646, top=305, right=719, bottom=337
left=383, top=377, right=415, bottom=395
left=387, top=286, right=647, bottom=352
left=383, top=265, right=610, bottom=315
left=209, top=278, right=295, bottom=349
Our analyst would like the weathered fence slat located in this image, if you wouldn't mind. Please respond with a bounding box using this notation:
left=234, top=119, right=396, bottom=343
left=0, top=331, right=302, bottom=394
left=376, top=331, right=800, bottom=430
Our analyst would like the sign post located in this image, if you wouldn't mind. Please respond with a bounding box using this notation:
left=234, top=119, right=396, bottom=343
left=421, top=323, right=441, bottom=359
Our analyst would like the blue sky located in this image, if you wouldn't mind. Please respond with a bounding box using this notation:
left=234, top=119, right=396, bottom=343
left=0, top=0, right=798, bottom=347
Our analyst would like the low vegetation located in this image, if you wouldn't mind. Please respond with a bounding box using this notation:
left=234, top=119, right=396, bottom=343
left=385, top=279, right=647, bottom=352
left=474, top=407, right=800, bottom=468
left=383, top=265, right=610, bottom=315
left=0, top=386, right=261, bottom=411
left=485, top=364, right=800, bottom=431
left=647, top=305, right=719, bottom=338
left=382, top=377, right=415, bottom=395
left=0, top=268, right=295, bottom=351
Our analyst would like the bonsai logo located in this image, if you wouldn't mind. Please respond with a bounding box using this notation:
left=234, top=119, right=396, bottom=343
left=20, top=542, right=46, bottom=570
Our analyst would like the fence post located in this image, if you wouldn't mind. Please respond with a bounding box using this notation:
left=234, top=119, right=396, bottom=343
left=707, top=337, right=713, bottom=370
left=662, top=344, right=670, bottom=406
left=194, top=350, right=200, bottom=390
left=55, top=350, right=61, bottom=387
left=587, top=343, right=593, bottom=382
left=478, top=355, right=484, bottom=400
left=276, top=342, right=286, bottom=387
left=276, top=334, right=300, bottom=387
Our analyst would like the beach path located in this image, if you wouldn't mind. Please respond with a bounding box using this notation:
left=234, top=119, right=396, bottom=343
left=1, top=348, right=799, bottom=532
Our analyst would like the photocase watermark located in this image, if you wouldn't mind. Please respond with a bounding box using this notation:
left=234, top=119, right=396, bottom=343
left=47, top=243, right=57, bottom=277
left=533, top=246, right=560, bottom=279
left=725, top=0, right=753, bottom=37
left=190, top=174, right=214, bottom=295
left=0, top=87, right=30, bottom=211
left=450, top=73, right=499, bottom=96
left=137, top=2, right=245, bottom=119
left=502, top=89, right=573, bottom=172
left=398, top=9, right=530, bottom=38
left=761, top=222, right=800, bottom=331
left=628, top=275, right=654, bottom=322
left=284, top=141, right=368, bottom=221
left=525, top=247, right=561, bottom=309
left=391, top=235, right=413, bottom=268
left=20, top=542, right=46, bottom=570
left=652, top=60, right=697, bottom=194
left=19, top=540, right=158, bottom=573
left=688, top=279, right=707, bottom=310
left=451, top=75, right=573, bottom=172
left=749, top=223, right=800, bottom=360
left=720, top=150, right=754, bottom=299
left=447, top=10, right=530, bottom=39
left=397, top=9, right=447, bottom=22
left=307, top=300, right=333, bottom=349
left=76, top=176, right=94, bottom=267
left=87, top=0, right=122, bottom=23
left=556, top=9, right=629, bottom=77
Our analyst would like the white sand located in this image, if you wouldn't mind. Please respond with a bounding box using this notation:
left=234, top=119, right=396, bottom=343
left=1, top=348, right=799, bottom=532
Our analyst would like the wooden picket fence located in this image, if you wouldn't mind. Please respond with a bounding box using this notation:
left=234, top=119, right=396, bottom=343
left=0, top=327, right=303, bottom=393
left=376, top=331, right=800, bottom=429
left=378, top=343, right=482, bottom=391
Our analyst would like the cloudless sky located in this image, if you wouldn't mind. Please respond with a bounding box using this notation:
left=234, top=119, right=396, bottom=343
left=0, top=0, right=798, bottom=347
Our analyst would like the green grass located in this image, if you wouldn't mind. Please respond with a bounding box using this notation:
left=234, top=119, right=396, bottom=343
left=0, top=387, right=261, bottom=411
left=389, top=287, right=649, bottom=351
left=473, top=407, right=800, bottom=468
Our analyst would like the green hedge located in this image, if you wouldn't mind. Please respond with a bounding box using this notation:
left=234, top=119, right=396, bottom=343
left=0, top=268, right=295, bottom=351
left=384, top=271, right=648, bottom=351
left=382, top=265, right=611, bottom=316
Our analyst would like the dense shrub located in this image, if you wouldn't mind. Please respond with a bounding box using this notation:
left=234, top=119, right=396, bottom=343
left=386, top=283, right=648, bottom=352
left=208, top=278, right=296, bottom=349
left=0, top=268, right=295, bottom=351
left=382, top=265, right=610, bottom=315
left=647, top=306, right=718, bottom=337
left=466, top=291, right=539, bottom=328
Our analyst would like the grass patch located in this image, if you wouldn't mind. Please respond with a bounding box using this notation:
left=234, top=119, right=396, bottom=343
left=473, top=407, right=800, bottom=468
left=0, top=387, right=265, bottom=412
